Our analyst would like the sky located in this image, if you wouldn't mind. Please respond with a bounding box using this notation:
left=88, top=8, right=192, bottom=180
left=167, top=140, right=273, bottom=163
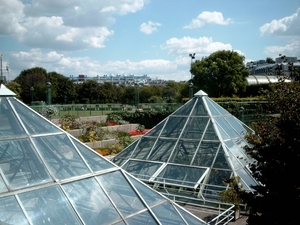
left=0, top=0, right=299, bottom=82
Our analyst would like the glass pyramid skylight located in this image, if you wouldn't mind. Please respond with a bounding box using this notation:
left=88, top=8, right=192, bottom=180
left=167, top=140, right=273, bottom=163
left=112, top=90, right=258, bottom=202
left=0, top=84, right=206, bottom=225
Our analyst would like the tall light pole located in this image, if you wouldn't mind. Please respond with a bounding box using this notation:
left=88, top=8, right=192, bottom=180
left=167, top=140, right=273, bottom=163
left=189, top=53, right=196, bottom=80
left=0, top=53, right=3, bottom=82
left=189, top=82, right=194, bottom=99
left=135, top=83, right=139, bottom=109
left=46, top=82, right=52, bottom=105
left=30, top=86, right=34, bottom=105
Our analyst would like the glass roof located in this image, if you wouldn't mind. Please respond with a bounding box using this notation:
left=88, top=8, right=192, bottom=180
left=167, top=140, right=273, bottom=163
left=112, top=90, right=258, bottom=200
left=0, top=85, right=206, bottom=225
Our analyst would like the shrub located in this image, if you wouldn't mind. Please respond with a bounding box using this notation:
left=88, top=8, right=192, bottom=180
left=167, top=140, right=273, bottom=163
left=59, top=114, right=82, bottom=130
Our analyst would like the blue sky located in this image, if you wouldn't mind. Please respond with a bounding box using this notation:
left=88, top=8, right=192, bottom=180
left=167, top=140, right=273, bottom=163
left=0, top=0, right=299, bottom=81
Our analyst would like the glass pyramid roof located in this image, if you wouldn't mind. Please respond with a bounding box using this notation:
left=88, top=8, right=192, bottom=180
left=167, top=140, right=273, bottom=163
left=112, top=90, right=258, bottom=201
left=0, top=84, right=206, bottom=225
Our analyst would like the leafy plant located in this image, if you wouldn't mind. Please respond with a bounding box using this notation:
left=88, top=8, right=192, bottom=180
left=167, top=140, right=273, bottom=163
left=59, top=114, right=82, bottom=130
left=219, top=176, right=244, bottom=210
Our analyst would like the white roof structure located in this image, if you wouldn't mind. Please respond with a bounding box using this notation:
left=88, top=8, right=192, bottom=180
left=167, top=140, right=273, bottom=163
left=0, top=85, right=206, bottom=225
left=112, top=90, right=258, bottom=202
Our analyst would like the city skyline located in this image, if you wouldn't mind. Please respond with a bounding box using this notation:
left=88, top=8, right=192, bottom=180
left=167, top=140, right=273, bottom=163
left=0, top=0, right=299, bottom=82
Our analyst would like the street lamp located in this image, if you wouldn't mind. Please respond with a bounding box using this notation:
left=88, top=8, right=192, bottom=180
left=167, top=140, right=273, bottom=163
left=46, top=82, right=52, bottom=105
left=135, top=83, right=139, bottom=109
left=189, top=82, right=194, bottom=99
left=30, top=86, right=34, bottom=105
left=189, top=53, right=196, bottom=80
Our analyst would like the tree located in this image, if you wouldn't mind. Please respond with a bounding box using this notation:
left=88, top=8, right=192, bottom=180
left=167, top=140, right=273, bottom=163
left=190, top=50, right=249, bottom=97
left=243, top=80, right=300, bottom=225
left=14, top=67, right=48, bottom=103
left=266, top=57, right=275, bottom=63
left=47, top=72, right=76, bottom=104
left=76, top=80, right=100, bottom=104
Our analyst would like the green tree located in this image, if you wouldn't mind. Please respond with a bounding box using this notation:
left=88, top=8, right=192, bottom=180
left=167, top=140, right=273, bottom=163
left=14, top=67, right=48, bottom=103
left=76, top=80, right=100, bottom=104
left=98, top=82, right=118, bottom=103
left=191, top=50, right=249, bottom=97
left=266, top=57, right=275, bottom=63
left=46, top=72, right=76, bottom=104
left=243, top=80, right=300, bottom=225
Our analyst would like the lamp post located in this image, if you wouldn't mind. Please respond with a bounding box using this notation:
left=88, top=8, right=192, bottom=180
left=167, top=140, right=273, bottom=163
left=30, top=86, right=34, bottom=105
left=46, top=82, right=52, bottom=105
left=189, top=53, right=196, bottom=80
left=135, top=83, right=139, bottom=109
left=189, top=82, right=194, bottom=99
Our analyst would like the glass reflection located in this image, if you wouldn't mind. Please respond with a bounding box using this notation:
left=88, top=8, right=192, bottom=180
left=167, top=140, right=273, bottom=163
left=19, top=186, right=82, bottom=225
left=0, top=138, right=52, bottom=190
left=97, top=171, right=146, bottom=217
left=123, top=160, right=162, bottom=180
left=0, top=98, right=26, bottom=138
left=33, top=134, right=90, bottom=180
left=0, top=195, right=29, bottom=225
left=63, top=178, right=121, bottom=225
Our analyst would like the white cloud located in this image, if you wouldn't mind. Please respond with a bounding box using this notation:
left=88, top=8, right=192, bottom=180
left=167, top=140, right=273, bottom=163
left=9, top=49, right=181, bottom=80
left=140, top=21, right=161, bottom=34
left=0, top=0, right=145, bottom=51
left=162, top=36, right=233, bottom=56
left=264, top=39, right=300, bottom=58
left=0, top=0, right=26, bottom=35
left=184, top=11, right=231, bottom=29
left=260, top=7, right=300, bottom=36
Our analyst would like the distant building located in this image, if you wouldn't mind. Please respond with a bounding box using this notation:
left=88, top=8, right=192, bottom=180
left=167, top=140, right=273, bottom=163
left=246, top=56, right=299, bottom=85
left=69, top=74, right=170, bottom=86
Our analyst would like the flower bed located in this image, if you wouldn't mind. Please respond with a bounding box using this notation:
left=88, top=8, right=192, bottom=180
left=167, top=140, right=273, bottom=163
left=129, top=129, right=150, bottom=136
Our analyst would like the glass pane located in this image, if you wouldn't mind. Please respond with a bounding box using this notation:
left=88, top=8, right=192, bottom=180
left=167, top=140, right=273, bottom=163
left=215, top=117, right=239, bottom=139
left=0, top=98, right=26, bottom=138
left=152, top=202, right=185, bottom=225
left=192, top=141, right=220, bottom=167
left=207, top=169, right=232, bottom=186
left=174, top=205, right=206, bottom=225
left=112, top=141, right=138, bottom=163
left=131, top=137, right=156, bottom=160
left=33, top=134, right=90, bottom=180
left=206, top=98, right=229, bottom=115
left=19, top=186, right=82, bottom=225
left=148, top=138, right=176, bottom=162
left=127, top=175, right=166, bottom=207
left=236, top=168, right=257, bottom=189
left=205, top=98, right=221, bottom=116
left=0, top=138, right=52, bottom=190
left=169, top=140, right=199, bottom=165
left=181, top=117, right=209, bottom=139
left=202, top=120, right=219, bottom=140
left=0, top=176, right=8, bottom=193
left=173, top=98, right=196, bottom=116
left=225, top=140, right=252, bottom=166
left=215, top=123, right=231, bottom=141
left=225, top=116, right=247, bottom=136
left=97, top=171, right=146, bottom=217
left=71, top=137, right=115, bottom=172
left=212, top=147, right=231, bottom=169
left=144, top=120, right=166, bottom=137
left=227, top=150, right=243, bottom=170
left=123, top=160, right=163, bottom=180
left=160, top=117, right=187, bottom=138
left=126, top=210, right=157, bottom=225
left=0, top=196, right=29, bottom=225
left=63, top=178, right=121, bottom=225
left=155, top=165, right=207, bottom=188
left=190, top=98, right=208, bottom=116
left=9, top=98, right=61, bottom=135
